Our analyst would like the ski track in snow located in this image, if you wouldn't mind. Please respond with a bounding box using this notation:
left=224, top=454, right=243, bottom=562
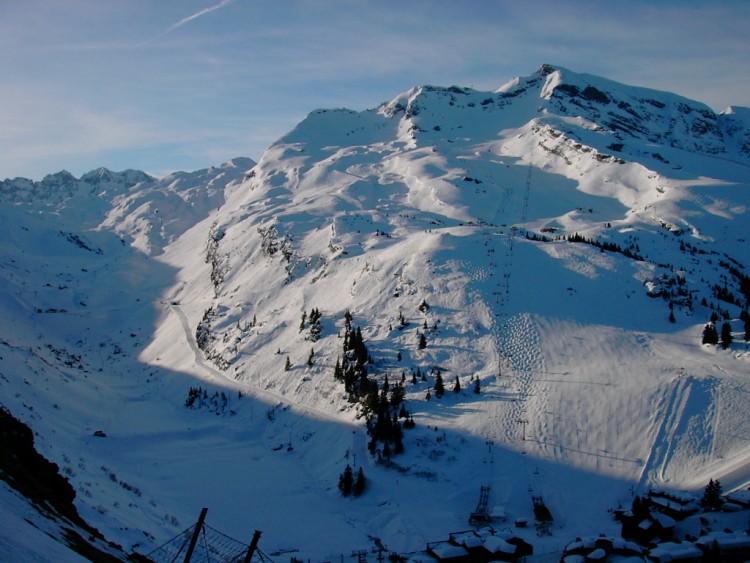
left=639, top=373, right=726, bottom=490
left=639, top=374, right=694, bottom=488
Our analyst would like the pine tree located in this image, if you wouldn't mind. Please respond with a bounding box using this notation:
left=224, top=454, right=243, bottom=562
left=702, top=323, right=719, bottom=345
left=338, top=464, right=354, bottom=497
left=284, top=356, right=291, bottom=371
left=418, top=333, right=427, bottom=350
left=353, top=467, right=367, bottom=497
left=307, top=348, right=314, bottom=368
left=434, top=373, right=444, bottom=398
left=453, top=376, right=461, bottom=393
left=473, top=378, right=481, bottom=394
left=701, top=479, right=723, bottom=510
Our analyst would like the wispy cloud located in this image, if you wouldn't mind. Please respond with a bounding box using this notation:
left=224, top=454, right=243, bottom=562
left=137, top=0, right=237, bottom=47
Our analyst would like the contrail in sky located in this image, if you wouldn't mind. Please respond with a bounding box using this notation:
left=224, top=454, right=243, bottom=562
left=138, top=0, right=236, bottom=47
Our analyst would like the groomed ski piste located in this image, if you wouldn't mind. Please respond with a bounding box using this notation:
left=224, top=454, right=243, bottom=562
left=1, top=65, right=749, bottom=561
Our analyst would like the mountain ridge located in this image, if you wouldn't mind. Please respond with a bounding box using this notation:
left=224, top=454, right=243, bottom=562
left=1, top=65, right=749, bottom=561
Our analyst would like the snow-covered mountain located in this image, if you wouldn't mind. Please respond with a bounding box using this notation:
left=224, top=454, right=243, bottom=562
left=1, top=65, right=749, bottom=561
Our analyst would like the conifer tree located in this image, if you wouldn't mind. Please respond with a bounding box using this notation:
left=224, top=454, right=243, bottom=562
left=307, top=348, right=314, bottom=368
left=353, top=467, right=367, bottom=497
left=701, top=479, right=723, bottom=510
left=284, top=356, right=291, bottom=371
left=473, top=378, right=481, bottom=394
left=453, top=376, right=461, bottom=393
left=434, top=373, right=444, bottom=398
left=338, top=464, right=354, bottom=496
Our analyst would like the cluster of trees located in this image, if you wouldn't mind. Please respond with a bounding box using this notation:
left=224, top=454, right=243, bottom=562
left=300, top=307, right=322, bottom=342
left=525, top=232, right=552, bottom=243
left=719, top=260, right=750, bottom=306
left=426, top=369, right=479, bottom=400
left=206, top=221, right=227, bottom=295
left=338, top=464, right=367, bottom=497
left=184, top=385, right=232, bottom=415
left=566, top=233, right=643, bottom=261
left=701, top=321, right=732, bottom=348
left=195, top=307, right=231, bottom=371
left=332, top=311, right=416, bottom=459
left=333, top=311, right=376, bottom=399
left=701, top=309, right=749, bottom=349
left=195, top=308, right=214, bottom=352
left=360, top=375, right=415, bottom=458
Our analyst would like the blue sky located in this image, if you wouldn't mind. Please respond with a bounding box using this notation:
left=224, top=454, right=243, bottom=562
left=2, top=0, right=749, bottom=180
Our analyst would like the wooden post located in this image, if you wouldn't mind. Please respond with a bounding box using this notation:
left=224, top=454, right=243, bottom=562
left=183, top=508, right=207, bottom=563
left=242, top=530, right=262, bottom=563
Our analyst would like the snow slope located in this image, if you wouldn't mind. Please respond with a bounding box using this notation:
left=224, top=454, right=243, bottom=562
left=1, top=65, right=749, bottom=561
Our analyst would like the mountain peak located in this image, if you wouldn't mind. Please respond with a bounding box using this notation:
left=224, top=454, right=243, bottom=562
left=538, top=62, right=557, bottom=76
